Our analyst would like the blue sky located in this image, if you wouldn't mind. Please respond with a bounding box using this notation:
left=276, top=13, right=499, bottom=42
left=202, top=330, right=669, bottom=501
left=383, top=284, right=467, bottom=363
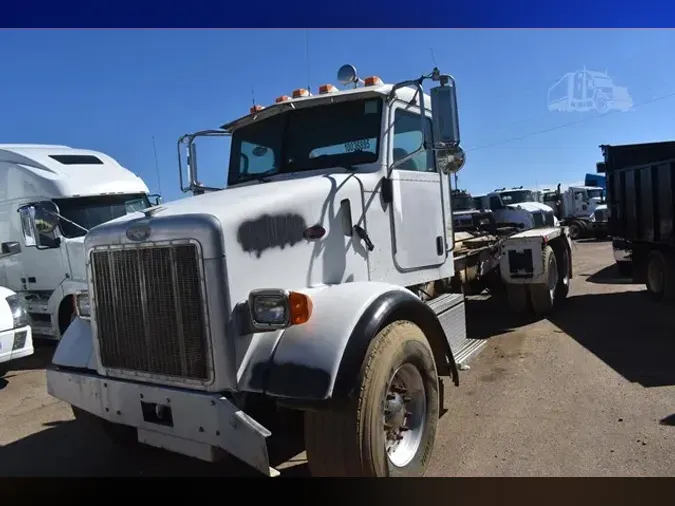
left=1, top=29, right=675, bottom=201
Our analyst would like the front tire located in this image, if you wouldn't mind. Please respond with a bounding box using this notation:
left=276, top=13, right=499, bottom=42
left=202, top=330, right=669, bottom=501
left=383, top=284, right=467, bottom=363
left=304, top=321, right=439, bottom=477
left=0, top=363, right=9, bottom=378
left=568, top=221, right=582, bottom=240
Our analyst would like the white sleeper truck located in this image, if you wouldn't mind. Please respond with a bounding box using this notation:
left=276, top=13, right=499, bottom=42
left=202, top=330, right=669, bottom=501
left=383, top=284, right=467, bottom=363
left=0, top=144, right=160, bottom=340
left=46, top=66, right=572, bottom=477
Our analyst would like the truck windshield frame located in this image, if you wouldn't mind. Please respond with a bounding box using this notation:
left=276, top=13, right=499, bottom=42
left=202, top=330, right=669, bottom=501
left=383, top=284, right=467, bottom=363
left=227, top=97, right=384, bottom=185
left=53, top=193, right=151, bottom=238
left=500, top=190, right=535, bottom=204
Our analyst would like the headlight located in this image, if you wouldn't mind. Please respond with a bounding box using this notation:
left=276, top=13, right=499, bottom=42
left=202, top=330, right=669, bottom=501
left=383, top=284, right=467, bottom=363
left=75, top=292, right=91, bottom=318
left=248, top=289, right=312, bottom=331
left=5, top=294, right=28, bottom=329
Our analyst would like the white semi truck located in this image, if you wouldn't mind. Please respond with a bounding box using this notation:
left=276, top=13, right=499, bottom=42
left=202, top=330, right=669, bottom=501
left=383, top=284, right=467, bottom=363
left=477, top=187, right=559, bottom=230
left=46, top=66, right=573, bottom=477
left=0, top=285, right=33, bottom=378
left=540, top=184, right=608, bottom=240
left=0, top=144, right=160, bottom=340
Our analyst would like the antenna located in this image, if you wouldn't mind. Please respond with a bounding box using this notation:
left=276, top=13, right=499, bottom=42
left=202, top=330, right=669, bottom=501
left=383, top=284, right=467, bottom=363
left=152, top=136, right=163, bottom=196
left=251, top=87, right=256, bottom=106
left=305, top=29, right=312, bottom=93
left=429, top=48, right=438, bottom=67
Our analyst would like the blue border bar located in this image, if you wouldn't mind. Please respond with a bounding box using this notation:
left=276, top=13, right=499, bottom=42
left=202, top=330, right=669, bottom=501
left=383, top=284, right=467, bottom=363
left=3, top=0, right=673, bottom=28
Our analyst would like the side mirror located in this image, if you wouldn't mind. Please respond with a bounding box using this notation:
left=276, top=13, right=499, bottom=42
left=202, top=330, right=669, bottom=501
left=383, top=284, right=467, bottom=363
left=148, top=194, right=163, bottom=206
left=430, top=81, right=460, bottom=149
left=430, top=79, right=463, bottom=174
left=17, top=201, right=61, bottom=249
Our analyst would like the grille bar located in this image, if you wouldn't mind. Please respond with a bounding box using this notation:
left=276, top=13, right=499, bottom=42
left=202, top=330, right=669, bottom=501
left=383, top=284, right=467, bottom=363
left=91, top=243, right=210, bottom=381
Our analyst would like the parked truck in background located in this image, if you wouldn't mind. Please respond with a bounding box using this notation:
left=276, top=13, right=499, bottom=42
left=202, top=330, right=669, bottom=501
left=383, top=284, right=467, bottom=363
left=478, top=187, right=558, bottom=231
left=45, top=65, right=572, bottom=478
left=598, top=141, right=675, bottom=292
left=540, top=183, right=608, bottom=240
left=0, top=144, right=161, bottom=340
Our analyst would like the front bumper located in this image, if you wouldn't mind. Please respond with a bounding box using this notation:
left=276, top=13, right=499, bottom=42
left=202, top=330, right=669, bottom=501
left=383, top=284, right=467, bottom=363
left=46, top=367, right=278, bottom=476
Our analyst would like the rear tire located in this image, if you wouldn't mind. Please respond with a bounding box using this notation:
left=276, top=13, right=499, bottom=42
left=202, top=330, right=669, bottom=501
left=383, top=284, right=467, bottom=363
left=304, top=321, right=439, bottom=477
left=0, top=363, right=9, bottom=378
left=645, top=251, right=675, bottom=302
left=71, top=406, right=139, bottom=449
left=529, top=245, right=558, bottom=316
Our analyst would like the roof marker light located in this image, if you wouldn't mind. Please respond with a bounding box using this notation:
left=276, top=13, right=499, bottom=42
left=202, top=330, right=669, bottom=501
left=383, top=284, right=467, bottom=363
left=250, top=104, right=264, bottom=114
left=275, top=95, right=291, bottom=103
left=319, top=84, right=338, bottom=94
left=292, top=88, right=311, bottom=98
left=364, top=76, right=383, bottom=86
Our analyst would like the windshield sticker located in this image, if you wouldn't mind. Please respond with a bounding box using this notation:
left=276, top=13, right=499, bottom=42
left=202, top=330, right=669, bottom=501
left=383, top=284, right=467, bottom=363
left=252, top=146, right=269, bottom=157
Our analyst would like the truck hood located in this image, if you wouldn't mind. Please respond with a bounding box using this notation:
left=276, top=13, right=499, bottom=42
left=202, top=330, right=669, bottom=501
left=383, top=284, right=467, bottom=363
left=85, top=173, right=368, bottom=306
left=506, top=201, right=553, bottom=213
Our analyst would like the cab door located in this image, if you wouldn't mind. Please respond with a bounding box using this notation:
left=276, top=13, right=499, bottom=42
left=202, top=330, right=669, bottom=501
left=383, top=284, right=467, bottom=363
left=388, top=103, right=451, bottom=271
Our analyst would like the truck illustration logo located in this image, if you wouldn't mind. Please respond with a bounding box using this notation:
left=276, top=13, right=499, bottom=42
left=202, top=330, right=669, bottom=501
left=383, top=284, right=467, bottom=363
left=548, top=67, right=633, bottom=114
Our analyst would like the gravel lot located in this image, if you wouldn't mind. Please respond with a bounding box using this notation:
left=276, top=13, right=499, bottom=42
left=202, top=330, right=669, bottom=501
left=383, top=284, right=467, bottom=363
left=1, top=239, right=673, bottom=477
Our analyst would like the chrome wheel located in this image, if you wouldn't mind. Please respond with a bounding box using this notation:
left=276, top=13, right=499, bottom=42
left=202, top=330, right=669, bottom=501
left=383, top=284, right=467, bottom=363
left=383, top=363, right=426, bottom=468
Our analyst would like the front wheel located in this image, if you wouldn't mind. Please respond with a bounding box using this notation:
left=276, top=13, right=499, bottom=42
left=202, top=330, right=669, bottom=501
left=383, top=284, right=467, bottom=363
left=0, top=363, right=9, bottom=379
left=304, top=321, right=439, bottom=477
left=568, top=221, right=582, bottom=240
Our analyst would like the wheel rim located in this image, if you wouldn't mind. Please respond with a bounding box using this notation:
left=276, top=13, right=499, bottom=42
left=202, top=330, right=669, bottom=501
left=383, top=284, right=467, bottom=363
left=648, top=257, right=665, bottom=294
left=383, top=363, right=426, bottom=468
left=547, top=253, right=558, bottom=301
left=569, top=224, right=580, bottom=239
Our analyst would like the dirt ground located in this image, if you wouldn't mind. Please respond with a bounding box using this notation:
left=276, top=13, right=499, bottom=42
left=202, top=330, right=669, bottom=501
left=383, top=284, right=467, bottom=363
left=1, top=239, right=674, bottom=477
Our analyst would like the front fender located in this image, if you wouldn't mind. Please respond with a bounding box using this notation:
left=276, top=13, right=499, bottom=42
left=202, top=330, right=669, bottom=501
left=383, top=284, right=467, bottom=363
left=238, top=281, right=459, bottom=403
left=51, top=317, right=97, bottom=371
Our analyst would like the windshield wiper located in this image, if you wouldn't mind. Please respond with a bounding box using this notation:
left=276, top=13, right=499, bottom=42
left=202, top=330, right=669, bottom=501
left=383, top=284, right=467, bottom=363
left=44, top=210, right=89, bottom=234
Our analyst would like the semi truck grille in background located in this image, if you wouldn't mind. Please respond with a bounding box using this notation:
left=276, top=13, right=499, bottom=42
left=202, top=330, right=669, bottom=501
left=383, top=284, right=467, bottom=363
left=90, top=244, right=209, bottom=381
left=532, top=210, right=555, bottom=228
left=594, top=209, right=607, bottom=222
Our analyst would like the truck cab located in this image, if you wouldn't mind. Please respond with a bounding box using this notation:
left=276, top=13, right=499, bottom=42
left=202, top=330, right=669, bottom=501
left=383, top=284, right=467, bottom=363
left=485, top=187, right=557, bottom=230
left=0, top=145, right=160, bottom=339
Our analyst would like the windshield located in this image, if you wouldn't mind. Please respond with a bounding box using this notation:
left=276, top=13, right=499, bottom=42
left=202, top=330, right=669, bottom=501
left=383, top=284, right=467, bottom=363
left=452, top=194, right=475, bottom=212
left=587, top=188, right=604, bottom=199
left=53, top=193, right=151, bottom=238
left=500, top=190, right=535, bottom=204
left=228, top=98, right=383, bottom=185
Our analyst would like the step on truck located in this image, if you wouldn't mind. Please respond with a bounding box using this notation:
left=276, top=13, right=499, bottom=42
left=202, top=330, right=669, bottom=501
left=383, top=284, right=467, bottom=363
left=0, top=145, right=161, bottom=340
left=598, top=141, right=675, bottom=293
left=46, top=65, right=572, bottom=477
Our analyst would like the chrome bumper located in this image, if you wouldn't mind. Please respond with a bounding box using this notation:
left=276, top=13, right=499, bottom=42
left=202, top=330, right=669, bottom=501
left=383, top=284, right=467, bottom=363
left=46, top=368, right=278, bottom=476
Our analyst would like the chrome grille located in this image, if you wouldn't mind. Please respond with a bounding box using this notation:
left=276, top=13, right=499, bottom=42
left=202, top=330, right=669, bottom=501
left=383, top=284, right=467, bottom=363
left=594, top=208, right=607, bottom=222
left=90, top=243, right=209, bottom=381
